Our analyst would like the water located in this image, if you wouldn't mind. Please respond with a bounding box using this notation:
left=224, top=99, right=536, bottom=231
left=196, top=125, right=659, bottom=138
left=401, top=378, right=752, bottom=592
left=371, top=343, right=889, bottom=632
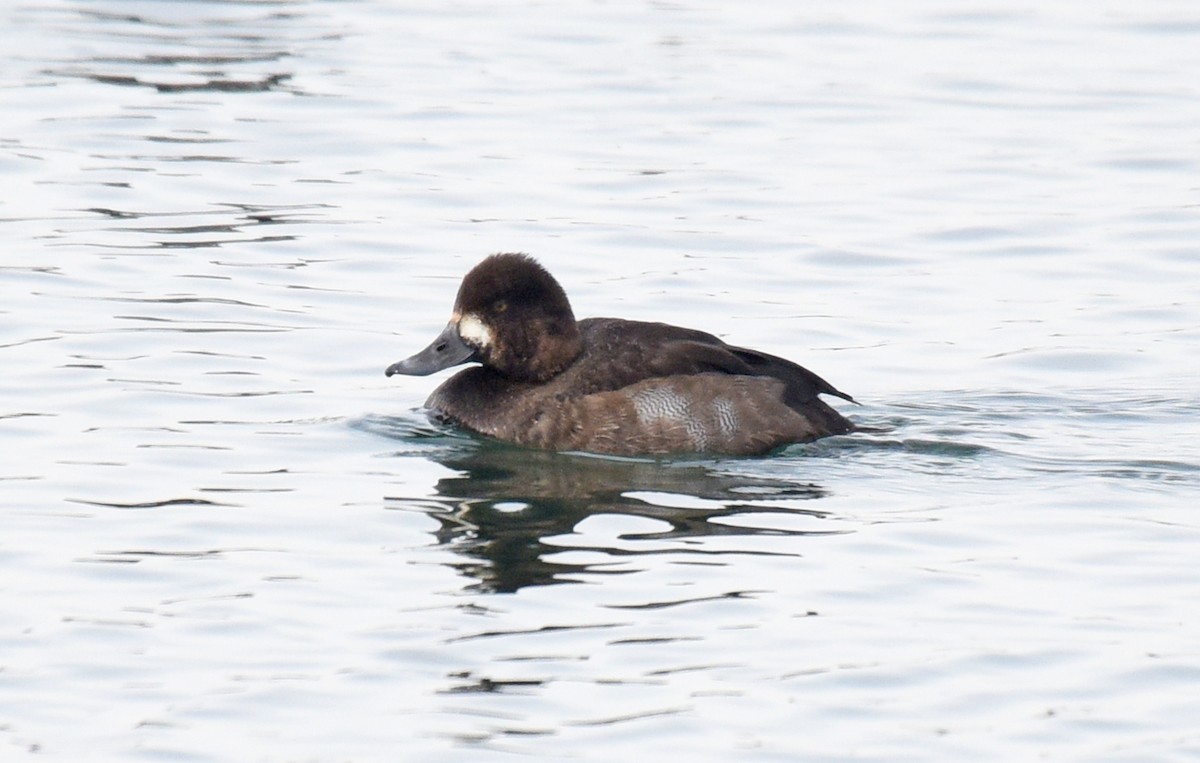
left=3, top=1, right=1199, bottom=760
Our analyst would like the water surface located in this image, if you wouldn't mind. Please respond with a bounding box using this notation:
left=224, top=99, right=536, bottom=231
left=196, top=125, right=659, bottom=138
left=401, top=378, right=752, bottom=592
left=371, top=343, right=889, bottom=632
left=2, top=1, right=1199, bottom=761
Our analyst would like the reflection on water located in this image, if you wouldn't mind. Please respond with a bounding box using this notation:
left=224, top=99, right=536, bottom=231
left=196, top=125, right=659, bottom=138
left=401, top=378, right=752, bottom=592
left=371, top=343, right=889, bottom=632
left=370, top=416, right=839, bottom=593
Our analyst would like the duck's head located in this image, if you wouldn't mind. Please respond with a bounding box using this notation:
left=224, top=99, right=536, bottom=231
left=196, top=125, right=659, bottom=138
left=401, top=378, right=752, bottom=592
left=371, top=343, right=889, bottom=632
left=385, top=253, right=583, bottom=382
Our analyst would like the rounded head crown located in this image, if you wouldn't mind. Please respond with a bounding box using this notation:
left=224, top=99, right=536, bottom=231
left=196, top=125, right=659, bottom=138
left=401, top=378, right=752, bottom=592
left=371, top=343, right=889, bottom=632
left=453, top=253, right=582, bottom=381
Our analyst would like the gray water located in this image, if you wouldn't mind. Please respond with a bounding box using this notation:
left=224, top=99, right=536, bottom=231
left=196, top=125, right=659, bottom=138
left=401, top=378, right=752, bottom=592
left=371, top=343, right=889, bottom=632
left=3, top=1, right=1199, bottom=761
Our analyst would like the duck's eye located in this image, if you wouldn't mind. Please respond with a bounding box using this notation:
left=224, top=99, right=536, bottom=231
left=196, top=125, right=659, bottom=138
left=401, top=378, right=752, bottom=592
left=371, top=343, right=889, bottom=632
left=493, top=299, right=509, bottom=313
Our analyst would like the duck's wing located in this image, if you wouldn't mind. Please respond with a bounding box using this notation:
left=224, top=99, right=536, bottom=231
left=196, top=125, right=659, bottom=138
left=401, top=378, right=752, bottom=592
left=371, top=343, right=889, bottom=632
left=725, top=345, right=856, bottom=404
left=638, top=333, right=854, bottom=405
left=577, top=319, right=855, bottom=405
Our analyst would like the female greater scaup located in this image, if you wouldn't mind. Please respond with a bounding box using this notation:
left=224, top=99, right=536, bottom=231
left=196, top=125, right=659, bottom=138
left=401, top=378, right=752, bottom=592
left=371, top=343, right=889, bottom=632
left=386, top=253, right=855, bottom=456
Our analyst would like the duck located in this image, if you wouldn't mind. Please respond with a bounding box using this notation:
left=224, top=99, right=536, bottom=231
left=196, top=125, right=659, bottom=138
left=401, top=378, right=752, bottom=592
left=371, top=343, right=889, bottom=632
left=385, top=253, right=856, bottom=456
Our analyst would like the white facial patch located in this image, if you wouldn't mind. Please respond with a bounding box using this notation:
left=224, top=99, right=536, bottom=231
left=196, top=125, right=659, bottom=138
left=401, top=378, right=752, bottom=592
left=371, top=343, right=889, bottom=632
left=457, top=313, right=493, bottom=349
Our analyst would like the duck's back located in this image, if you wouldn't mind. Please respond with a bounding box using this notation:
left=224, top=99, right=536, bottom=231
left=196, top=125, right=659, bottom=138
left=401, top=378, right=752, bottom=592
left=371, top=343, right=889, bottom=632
left=427, top=318, right=855, bottom=456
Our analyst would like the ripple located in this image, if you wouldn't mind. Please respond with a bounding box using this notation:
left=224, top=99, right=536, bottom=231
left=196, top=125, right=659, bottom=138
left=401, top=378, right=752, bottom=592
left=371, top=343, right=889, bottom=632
left=66, top=497, right=229, bottom=509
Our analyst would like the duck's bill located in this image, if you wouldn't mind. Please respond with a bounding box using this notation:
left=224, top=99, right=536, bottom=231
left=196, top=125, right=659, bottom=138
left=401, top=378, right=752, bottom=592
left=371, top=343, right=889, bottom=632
left=385, top=321, right=476, bottom=377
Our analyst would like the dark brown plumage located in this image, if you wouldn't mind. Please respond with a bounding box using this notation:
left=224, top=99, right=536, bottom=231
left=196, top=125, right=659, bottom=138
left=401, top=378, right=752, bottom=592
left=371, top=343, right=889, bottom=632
left=386, top=253, right=855, bottom=456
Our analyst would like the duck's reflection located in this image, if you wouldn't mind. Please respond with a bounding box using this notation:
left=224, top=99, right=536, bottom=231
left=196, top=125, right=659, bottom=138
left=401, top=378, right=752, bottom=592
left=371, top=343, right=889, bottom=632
left=388, top=434, right=845, bottom=593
